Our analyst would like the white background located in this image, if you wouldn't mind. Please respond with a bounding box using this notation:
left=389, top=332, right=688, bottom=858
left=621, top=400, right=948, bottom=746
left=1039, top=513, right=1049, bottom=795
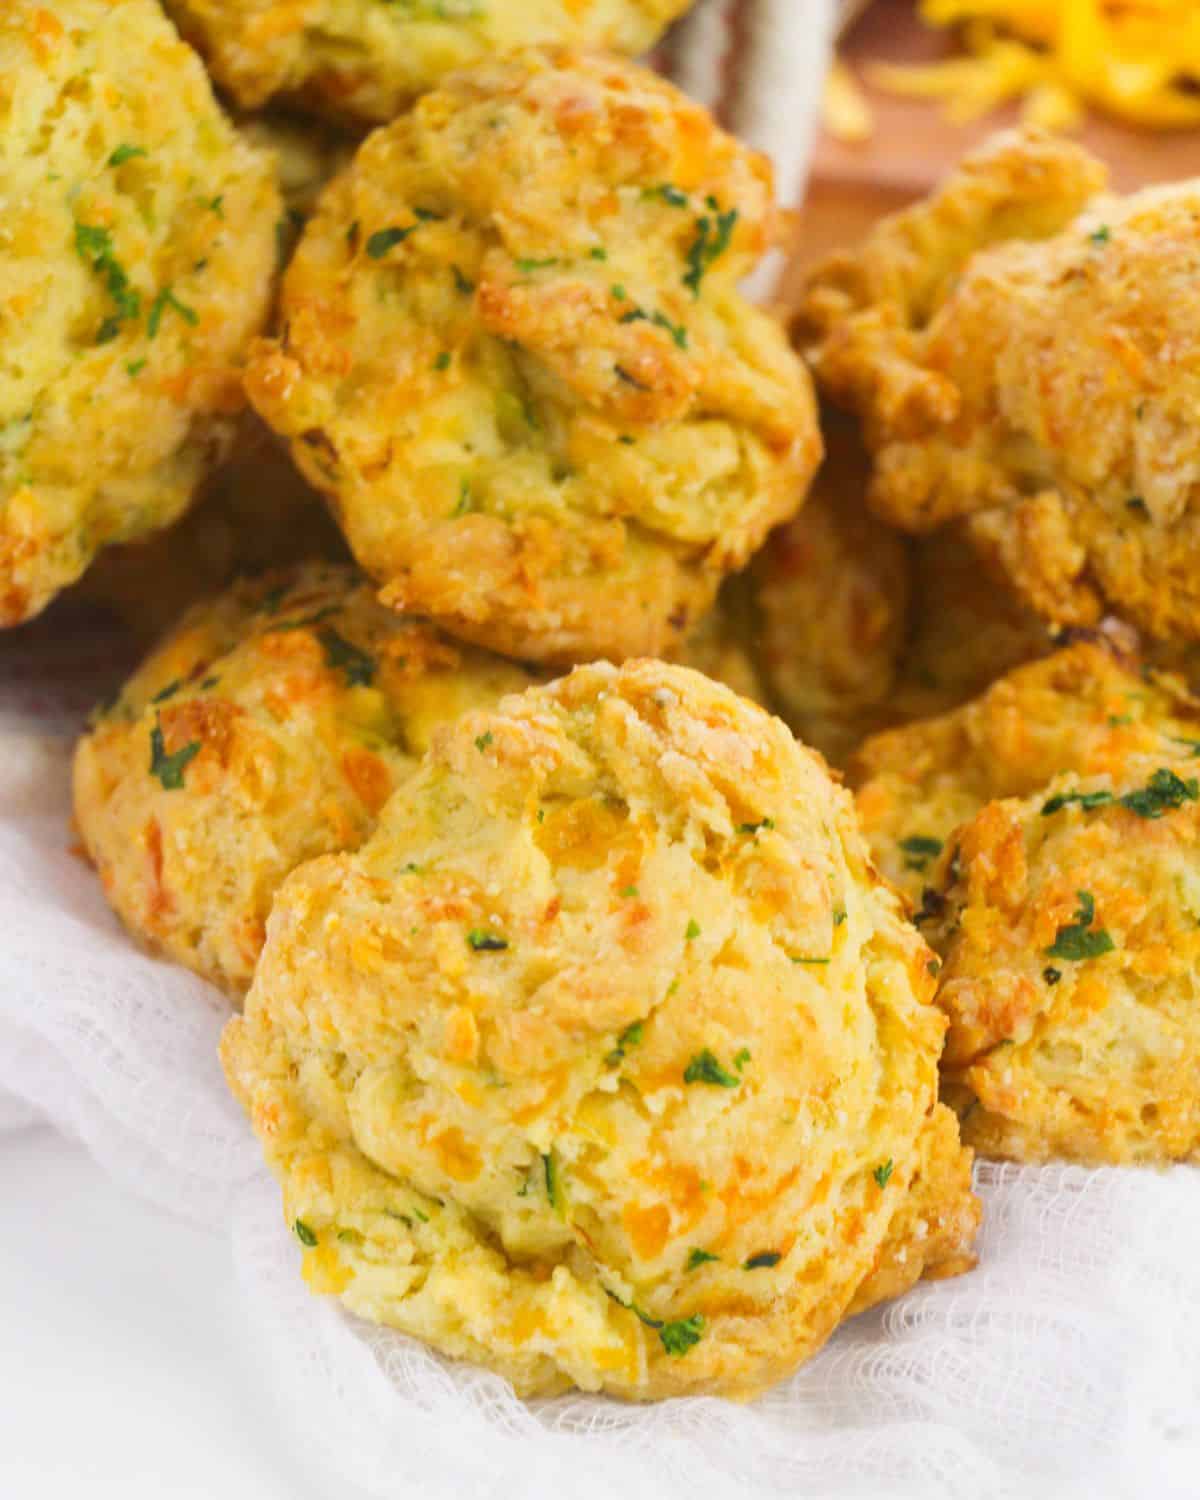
left=0, top=1129, right=324, bottom=1500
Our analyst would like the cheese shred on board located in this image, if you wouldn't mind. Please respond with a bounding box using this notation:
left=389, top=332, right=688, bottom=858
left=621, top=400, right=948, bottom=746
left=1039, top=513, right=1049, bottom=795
left=862, top=1, right=1200, bottom=133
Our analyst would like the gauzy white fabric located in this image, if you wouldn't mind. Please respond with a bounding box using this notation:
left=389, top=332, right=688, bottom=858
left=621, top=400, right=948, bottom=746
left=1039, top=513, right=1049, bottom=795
left=3, top=5, right=1200, bottom=1494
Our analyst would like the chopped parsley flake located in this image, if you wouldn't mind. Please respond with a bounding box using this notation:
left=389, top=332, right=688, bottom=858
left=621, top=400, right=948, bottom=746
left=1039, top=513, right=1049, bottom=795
left=606, top=1020, right=644, bottom=1066
left=733, top=1047, right=750, bottom=1070
left=927, top=958, right=941, bottom=977
left=516, top=256, right=558, bottom=272
left=452, top=265, right=475, bottom=294
left=790, top=955, right=830, bottom=965
left=683, top=1049, right=739, bottom=1088
left=683, top=207, right=738, bottom=296
left=475, top=731, right=494, bottom=753
left=1120, top=767, right=1199, bottom=819
left=149, top=719, right=200, bottom=790
left=737, top=818, right=775, bottom=835
left=1127, top=496, right=1150, bottom=516
left=685, top=919, right=700, bottom=941
left=147, top=285, right=197, bottom=338
left=125, top=358, right=146, bottom=376
left=108, top=144, right=146, bottom=166
left=687, top=1248, right=719, bottom=1270
left=620, top=884, right=639, bottom=898
left=743, top=1250, right=781, bottom=1270
left=318, top=627, right=375, bottom=686
left=1089, top=225, right=1111, bottom=245
left=208, top=195, right=224, bottom=217
left=151, top=678, right=182, bottom=703
left=293, top=1219, right=318, bottom=1247
left=74, top=221, right=140, bottom=341
left=467, top=929, right=508, bottom=952
left=646, top=184, right=689, bottom=208
left=833, top=908, right=847, bottom=926
left=588, top=246, right=608, bottom=260
left=434, top=351, right=451, bottom=371
left=610, top=283, right=628, bottom=301
left=1045, top=891, right=1115, bottom=961
left=873, top=1160, right=894, bottom=1189
left=899, top=834, right=943, bottom=871
left=543, top=1152, right=562, bottom=1214
left=659, top=1316, right=704, bottom=1357
left=1042, top=787, right=1114, bottom=816
left=452, top=478, right=472, bottom=517
left=366, top=225, right=416, bottom=258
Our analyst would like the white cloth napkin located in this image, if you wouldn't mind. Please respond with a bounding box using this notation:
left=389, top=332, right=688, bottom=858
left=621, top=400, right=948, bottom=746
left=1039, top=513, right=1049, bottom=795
left=5, top=6, right=1200, bottom=1495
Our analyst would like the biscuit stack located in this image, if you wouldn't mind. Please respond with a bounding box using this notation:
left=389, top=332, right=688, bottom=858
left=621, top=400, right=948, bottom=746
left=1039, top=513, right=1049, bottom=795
left=6, top=0, right=1198, bottom=1405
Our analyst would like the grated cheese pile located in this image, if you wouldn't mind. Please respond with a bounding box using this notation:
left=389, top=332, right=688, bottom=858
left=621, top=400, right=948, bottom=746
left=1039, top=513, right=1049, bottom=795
left=828, top=1, right=1200, bottom=139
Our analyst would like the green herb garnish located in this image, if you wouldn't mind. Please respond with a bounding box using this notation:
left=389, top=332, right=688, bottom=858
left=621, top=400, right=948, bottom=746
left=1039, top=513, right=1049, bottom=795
left=467, top=929, right=508, bottom=952
left=685, top=919, right=700, bottom=941
left=366, top=225, right=416, bottom=258
left=318, top=627, right=375, bottom=686
left=74, top=221, right=140, bottom=341
left=733, top=1047, right=750, bottom=1070
left=1120, top=767, right=1199, bottom=819
left=683, top=207, right=738, bottom=295
left=683, top=1049, right=739, bottom=1088
left=475, top=731, right=494, bottom=752
left=743, top=1251, right=781, bottom=1270
left=686, top=1248, right=719, bottom=1271
left=543, top=1152, right=562, bottom=1214
left=899, top=834, right=943, bottom=871
left=1045, top=891, right=1115, bottom=961
left=606, top=1020, right=644, bottom=1066
left=659, top=1316, right=704, bottom=1357
left=293, top=1219, right=318, bottom=1247
left=108, top=144, right=146, bottom=166
left=147, top=285, right=197, bottom=338
left=873, top=1160, right=894, bottom=1189
left=737, top=818, right=775, bottom=834
left=1043, top=967, right=1062, bottom=986
left=434, top=351, right=451, bottom=371
left=1042, top=787, right=1114, bottom=816
left=149, top=720, right=200, bottom=790
left=1089, top=224, right=1111, bottom=245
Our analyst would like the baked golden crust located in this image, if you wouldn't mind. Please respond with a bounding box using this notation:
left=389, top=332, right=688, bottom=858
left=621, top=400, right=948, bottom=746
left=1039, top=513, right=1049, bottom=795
left=0, top=0, right=280, bottom=626
left=796, top=128, right=1200, bottom=642
left=74, top=564, right=539, bottom=994
left=852, top=642, right=1200, bottom=1163
left=164, top=0, right=693, bottom=124
left=245, top=50, right=820, bottom=664
left=850, top=639, right=1192, bottom=904
left=221, top=659, right=977, bottom=1400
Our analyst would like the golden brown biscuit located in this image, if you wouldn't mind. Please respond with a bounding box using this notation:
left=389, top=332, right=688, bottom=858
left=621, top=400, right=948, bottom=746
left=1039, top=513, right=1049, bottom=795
left=932, top=755, right=1200, bottom=1165
left=246, top=50, right=820, bottom=665
left=849, top=638, right=1195, bottom=906
left=0, top=0, right=280, bottom=625
left=74, top=416, right=348, bottom=642
left=796, top=128, right=1200, bottom=643
left=163, top=0, right=694, bottom=125
left=74, top=564, right=540, bottom=994
left=750, top=416, right=911, bottom=761
left=221, top=659, right=977, bottom=1400
left=852, top=642, right=1200, bottom=1164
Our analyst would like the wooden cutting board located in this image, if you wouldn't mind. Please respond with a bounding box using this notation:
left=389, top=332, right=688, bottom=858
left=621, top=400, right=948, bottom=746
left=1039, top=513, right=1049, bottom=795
left=780, top=0, right=1200, bottom=299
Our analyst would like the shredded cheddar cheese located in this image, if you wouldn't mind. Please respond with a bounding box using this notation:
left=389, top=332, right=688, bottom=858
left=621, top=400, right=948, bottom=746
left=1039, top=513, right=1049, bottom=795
left=869, top=1, right=1200, bottom=131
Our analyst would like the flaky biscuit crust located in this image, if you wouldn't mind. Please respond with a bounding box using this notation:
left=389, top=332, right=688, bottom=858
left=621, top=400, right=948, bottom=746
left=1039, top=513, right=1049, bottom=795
left=165, top=0, right=693, bottom=124
left=0, top=0, right=280, bottom=624
left=223, top=660, right=976, bottom=1400
left=74, top=564, right=538, bottom=994
left=246, top=51, right=820, bottom=664
left=797, top=128, right=1200, bottom=642
left=853, top=643, right=1200, bottom=1163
